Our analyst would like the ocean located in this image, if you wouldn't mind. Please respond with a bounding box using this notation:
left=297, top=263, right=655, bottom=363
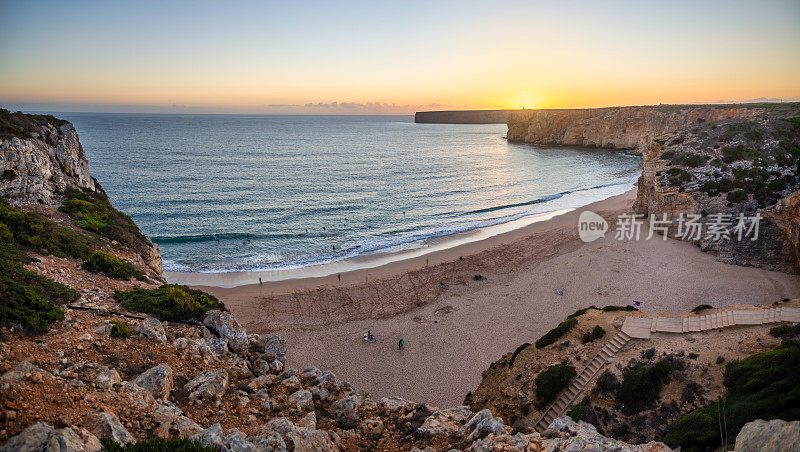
left=56, top=113, right=642, bottom=276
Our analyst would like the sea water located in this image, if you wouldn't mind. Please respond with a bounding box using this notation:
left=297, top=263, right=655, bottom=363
left=57, top=113, right=641, bottom=274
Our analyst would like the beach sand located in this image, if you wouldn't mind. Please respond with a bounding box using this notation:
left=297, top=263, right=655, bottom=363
left=196, top=189, right=800, bottom=408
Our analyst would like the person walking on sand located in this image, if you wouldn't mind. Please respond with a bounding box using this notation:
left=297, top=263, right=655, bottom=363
left=338, top=273, right=341, bottom=281
left=259, top=277, right=262, bottom=285
left=398, top=338, right=406, bottom=350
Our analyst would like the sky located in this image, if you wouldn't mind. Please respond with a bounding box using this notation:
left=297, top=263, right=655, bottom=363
left=1, top=0, right=799, bottom=114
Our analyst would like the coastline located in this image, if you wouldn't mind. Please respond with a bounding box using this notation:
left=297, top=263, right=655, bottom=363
left=197, top=188, right=800, bottom=407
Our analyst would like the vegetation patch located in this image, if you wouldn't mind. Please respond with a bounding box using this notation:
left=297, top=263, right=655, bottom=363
left=1, top=169, right=15, bottom=181
left=508, top=342, right=531, bottom=367
left=82, top=251, right=146, bottom=281
left=115, top=284, right=225, bottom=322
left=0, top=108, right=68, bottom=143
left=581, top=325, right=606, bottom=344
left=567, top=404, right=590, bottom=422
left=109, top=320, right=130, bottom=339
left=666, top=167, right=692, bottom=185
left=662, top=341, right=800, bottom=452
left=535, top=361, right=576, bottom=407
left=769, top=324, right=800, bottom=341
left=59, top=188, right=149, bottom=253
left=101, top=437, right=215, bottom=452
left=0, top=246, right=77, bottom=333
left=567, top=305, right=637, bottom=319
left=0, top=202, right=93, bottom=260
left=617, top=359, right=673, bottom=415
left=535, top=317, right=578, bottom=348
left=690, top=304, right=713, bottom=313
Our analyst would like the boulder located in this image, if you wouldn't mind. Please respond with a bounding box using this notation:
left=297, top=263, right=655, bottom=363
left=380, top=396, right=411, bottom=413
left=121, top=381, right=157, bottom=409
left=94, top=369, right=121, bottom=390
left=262, top=418, right=338, bottom=452
left=419, top=406, right=473, bottom=436
left=543, top=416, right=671, bottom=451
left=203, top=310, right=249, bottom=356
left=137, top=317, right=167, bottom=343
left=469, top=433, right=532, bottom=452
left=221, top=431, right=256, bottom=452
left=735, top=419, right=800, bottom=452
left=289, top=389, right=313, bottom=411
left=92, top=411, right=134, bottom=444
left=248, top=334, right=287, bottom=375
left=131, top=363, right=173, bottom=400
left=250, top=433, right=287, bottom=452
left=298, top=412, right=317, bottom=430
left=330, top=395, right=361, bottom=428
left=462, top=409, right=507, bottom=441
left=0, top=361, right=50, bottom=385
left=0, top=422, right=101, bottom=452
left=153, top=402, right=203, bottom=438
left=184, top=369, right=229, bottom=402
left=191, top=423, right=224, bottom=447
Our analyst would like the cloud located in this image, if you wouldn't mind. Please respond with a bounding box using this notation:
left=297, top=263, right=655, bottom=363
left=301, top=100, right=453, bottom=114
left=265, top=104, right=300, bottom=107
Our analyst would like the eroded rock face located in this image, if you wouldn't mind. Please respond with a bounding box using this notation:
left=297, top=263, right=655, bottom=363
left=0, top=122, right=96, bottom=207
left=506, top=105, right=760, bottom=154
left=735, top=419, right=800, bottom=452
left=203, top=310, right=249, bottom=356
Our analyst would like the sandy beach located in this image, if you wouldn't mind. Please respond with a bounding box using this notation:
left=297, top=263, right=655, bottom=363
left=196, top=189, right=800, bottom=408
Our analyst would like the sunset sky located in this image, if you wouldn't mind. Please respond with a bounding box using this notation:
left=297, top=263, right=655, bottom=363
left=1, top=0, right=799, bottom=114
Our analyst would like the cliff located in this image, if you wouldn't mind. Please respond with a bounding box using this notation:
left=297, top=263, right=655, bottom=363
left=1, top=109, right=96, bottom=207
left=632, top=103, right=800, bottom=273
left=0, top=109, right=162, bottom=276
left=414, top=109, right=519, bottom=124
left=506, top=105, right=762, bottom=154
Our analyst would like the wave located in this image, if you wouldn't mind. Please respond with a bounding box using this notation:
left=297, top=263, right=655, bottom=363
left=152, top=231, right=333, bottom=244
left=164, top=179, right=637, bottom=274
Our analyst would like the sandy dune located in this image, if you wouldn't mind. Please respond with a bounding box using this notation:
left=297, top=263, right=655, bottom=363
left=201, top=190, right=800, bottom=407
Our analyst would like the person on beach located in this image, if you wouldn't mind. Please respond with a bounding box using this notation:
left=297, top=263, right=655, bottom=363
left=259, top=277, right=262, bottom=285
left=338, top=274, right=341, bottom=281
left=398, top=338, right=406, bottom=350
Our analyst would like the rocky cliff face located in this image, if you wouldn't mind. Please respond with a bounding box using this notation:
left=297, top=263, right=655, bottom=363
left=632, top=104, right=800, bottom=273
left=1, top=111, right=96, bottom=207
left=506, top=105, right=761, bottom=154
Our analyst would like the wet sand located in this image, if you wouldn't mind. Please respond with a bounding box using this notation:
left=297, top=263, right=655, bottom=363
left=196, top=189, right=800, bottom=407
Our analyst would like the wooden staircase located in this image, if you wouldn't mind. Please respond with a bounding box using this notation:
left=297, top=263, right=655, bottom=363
left=532, top=331, right=631, bottom=433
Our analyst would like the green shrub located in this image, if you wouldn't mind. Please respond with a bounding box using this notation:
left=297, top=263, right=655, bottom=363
left=109, top=320, right=130, bottom=338
left=115, top=284, right=225, bottom=322
left=601, top=305, right=637, bottom=312
left=509, top=342, right=531, bottom=367
left=535, top=361, right=576, bottom=406
left=536, top=317, right=578, bottom=348
left=101, top=437, right=215, bottom=452
left=0, top=109, right=69, bottom=143
left=1, top=169, right=15, bottom=181
left=769, top=324, right=800, bottom=340
left=662, top=341, right=800, bottom=452
left=666, top=167, right=692, bottom=185
left=567, top=305, right=598, bottom=319
left=617, top=360, right=673, bottom=414
left=726, top=189, right=747, bottom=203
left=0, top=246, right=77, bottom=334
left=567, top=404, right=590, bottom=422
left=82, top=251, right=146, bottom=281
left=59, top=188, right=149, bottom=254
left=691, top=304, right=713, bottom=313
left=595, top=370, right=620, bottom=395
left=0, top=202, right=93, bottom=260
left=581, top=325, right=606, bottom=344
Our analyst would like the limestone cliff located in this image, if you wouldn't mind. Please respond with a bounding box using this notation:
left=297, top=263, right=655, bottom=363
left=506, top=105, right=761, bottom=154
left=0, top=109, right=162, bottom=276
left=1, top=110, right=96, bottom=207
left=632, top=104, right=800, bottom=273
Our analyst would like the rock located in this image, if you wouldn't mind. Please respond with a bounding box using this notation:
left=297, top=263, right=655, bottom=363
left=79, top=333, right=94, bottom=341
left=121, top=381, right=157, bottom=409
left=92, top=411, right=134, bottom=444
left=203, top=310, right=249, bottom=356
left=380, top=396, right=411, bottom=413
left=248, top=334, right=287, bottom=375
left=298, top=412, right=317, bottom=430
left=137, top=317, right=167, bottom=343
left=469, top=433, right=531, bottom=452
left=1, top=361, right=50, bottom=385
left=419, top=406, right=473, bottom=435
left=462, top=409, right=507, bottom=441
left=543, top=416, right=671, bottom=451
left=191, top=423, right=224, bottom=447
left=247, top=374, right=277, bottom=391
left=280, top=375, right=301, bottom=390
left=735, top=419, right=800, bottom=452
left=360, top=418, right=385, bottom=435
left=153, top=402, right=202, bottom=438
left=0, top=422, right=101, bottom=452
left=184, top=369, right=229, bottom=402
left=93, top=324, right=113, bottom=336
left=330, top=395, right=361, bottom=428
left=131, top=363, right=174, bottom=400
left=289, top=389, right=313, bottom=411
left=94, top=369, right=121, bottom=390
left=221, top=431, right=256, bottom=452
left=262, top=418, right=338, bottom=452
left=250, top=433, right=287, bottom=452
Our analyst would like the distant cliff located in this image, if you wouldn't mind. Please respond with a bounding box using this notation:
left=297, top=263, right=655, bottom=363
left=0, top=109, right=96, bottom=207
left=415, top=109, right=519, bottom=124
left=506, top=105, right=762, bottom=154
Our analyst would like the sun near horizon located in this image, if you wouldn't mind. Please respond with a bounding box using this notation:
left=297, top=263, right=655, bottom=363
left=1, top=0, right=800, bottom=114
